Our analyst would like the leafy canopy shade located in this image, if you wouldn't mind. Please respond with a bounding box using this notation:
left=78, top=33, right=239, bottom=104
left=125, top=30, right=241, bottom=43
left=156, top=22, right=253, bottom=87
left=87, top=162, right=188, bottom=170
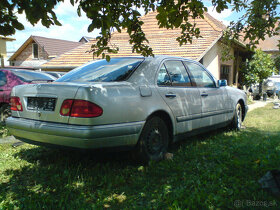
left=0, top=0, right=279, bottom=60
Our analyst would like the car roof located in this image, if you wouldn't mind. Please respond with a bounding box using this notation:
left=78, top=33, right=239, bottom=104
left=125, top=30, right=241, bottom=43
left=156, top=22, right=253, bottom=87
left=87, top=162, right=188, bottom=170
left=0, top=68, right=37, bottom=72
left=0, top=68, right=56, bottom=80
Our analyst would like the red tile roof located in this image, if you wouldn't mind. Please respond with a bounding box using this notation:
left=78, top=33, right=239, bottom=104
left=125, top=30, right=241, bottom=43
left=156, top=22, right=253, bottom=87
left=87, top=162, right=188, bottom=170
left=41, top=12, right=226, bottom=69
left=9, top=36, right=82, bottom=61
left=257, top=35, right=280, bottom=52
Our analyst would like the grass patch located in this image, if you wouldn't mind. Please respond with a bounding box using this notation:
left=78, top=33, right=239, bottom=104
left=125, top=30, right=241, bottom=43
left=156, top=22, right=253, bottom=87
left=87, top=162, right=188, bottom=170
left=0, top=123, right=10, bottom=138
left=0, top=104, right=280, bottom=209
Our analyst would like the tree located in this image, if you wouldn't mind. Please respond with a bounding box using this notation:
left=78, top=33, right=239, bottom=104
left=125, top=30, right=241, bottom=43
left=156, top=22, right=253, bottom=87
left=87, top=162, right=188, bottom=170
left=0, top=0, right=279, bottom=60
left=274, top=55, right=280, bottom=74
left=242, top=49, right=277, bottom=94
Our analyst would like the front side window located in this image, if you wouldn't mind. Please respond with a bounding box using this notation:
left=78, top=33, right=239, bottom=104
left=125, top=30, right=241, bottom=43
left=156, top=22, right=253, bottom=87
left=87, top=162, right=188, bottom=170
left=57, top=58, right=143, bottom=82
left=32, top=43, right=39, bottom=59
left=0, top=71, right=7, bottom=86
left=164, top=61, right=192, bottom=86
left=184, top=61, right=216, bottom=88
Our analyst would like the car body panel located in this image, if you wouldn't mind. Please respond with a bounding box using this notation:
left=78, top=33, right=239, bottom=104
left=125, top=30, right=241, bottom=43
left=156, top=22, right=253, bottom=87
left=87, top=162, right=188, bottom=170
left=11, top=83, right=80, bottom=123
left=7, top=56, right=248, bottom=149
left=0, top=70, right=27, bottom=104
left=0, top=69, right=55, bottom=105
left=7, top=117, right=143, bottom=148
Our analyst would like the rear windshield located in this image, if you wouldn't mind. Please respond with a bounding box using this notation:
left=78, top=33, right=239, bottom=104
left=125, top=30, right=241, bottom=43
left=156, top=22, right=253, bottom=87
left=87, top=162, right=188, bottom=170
left=13, top=71, right=55, bottom=82
left=57, top=58, right=144, bottom=82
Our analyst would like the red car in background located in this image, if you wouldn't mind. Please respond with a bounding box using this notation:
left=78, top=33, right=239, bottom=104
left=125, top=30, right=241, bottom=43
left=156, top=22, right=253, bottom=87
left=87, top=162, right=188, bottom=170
left=0, top=68, right=56, bottom=123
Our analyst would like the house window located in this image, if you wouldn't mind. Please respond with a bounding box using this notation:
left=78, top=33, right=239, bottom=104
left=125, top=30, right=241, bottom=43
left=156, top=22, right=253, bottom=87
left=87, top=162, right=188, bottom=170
left=32, top=43, right=39, bottom=59
left=220, top=65, right=230, bottom=81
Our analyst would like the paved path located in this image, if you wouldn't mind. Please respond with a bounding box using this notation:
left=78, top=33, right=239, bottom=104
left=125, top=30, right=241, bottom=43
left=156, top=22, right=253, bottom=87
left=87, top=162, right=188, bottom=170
left=0, top=135, right=20, bottom=144
left=248, top=99, right=279, bottom=112
left=248, top=101, right=268, bottom=112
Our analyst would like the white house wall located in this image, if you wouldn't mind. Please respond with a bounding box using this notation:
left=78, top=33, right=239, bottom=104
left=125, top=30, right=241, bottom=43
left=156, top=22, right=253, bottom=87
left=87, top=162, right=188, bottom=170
left=202, top=43, right=219, bottom=80
left=202, top=41, right=235, bottom=85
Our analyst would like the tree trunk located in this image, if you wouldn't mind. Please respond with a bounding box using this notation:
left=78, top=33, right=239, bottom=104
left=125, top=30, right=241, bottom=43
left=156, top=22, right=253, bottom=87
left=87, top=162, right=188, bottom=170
left=259, top=80, right=263, bottom=95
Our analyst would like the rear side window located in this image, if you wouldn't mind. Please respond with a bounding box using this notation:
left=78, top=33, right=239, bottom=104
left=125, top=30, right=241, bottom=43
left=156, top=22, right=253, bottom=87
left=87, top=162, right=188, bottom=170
left=163, top=61, right=192, bottom=86
left=184, top=61, right=216, bottom=88
left=57, top=58, right=144, bottom=82
left=0, top=71, right=7, bottom=86
left=157, top=65, right=171, bottom=86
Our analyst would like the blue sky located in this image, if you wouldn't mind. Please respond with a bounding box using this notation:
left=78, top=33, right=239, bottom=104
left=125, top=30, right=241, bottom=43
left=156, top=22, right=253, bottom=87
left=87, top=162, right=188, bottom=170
left=6, top=1, right=245, bottom=53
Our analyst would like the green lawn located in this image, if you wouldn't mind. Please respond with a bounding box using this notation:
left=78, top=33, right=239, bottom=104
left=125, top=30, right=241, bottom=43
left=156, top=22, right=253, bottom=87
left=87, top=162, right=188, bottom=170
left=0, top=104, right=280, bottom=209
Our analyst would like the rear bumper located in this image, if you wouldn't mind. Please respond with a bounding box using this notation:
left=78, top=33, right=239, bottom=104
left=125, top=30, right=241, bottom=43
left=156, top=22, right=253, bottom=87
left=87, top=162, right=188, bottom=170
left=6, top=117, right=145, bottom=149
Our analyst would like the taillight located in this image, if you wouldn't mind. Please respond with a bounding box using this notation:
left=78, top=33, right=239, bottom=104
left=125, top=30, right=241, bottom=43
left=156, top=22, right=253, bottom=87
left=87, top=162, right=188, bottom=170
left=10, top=97, right=23, bottom=111
left=60, top=99, right=74, bottom=116
left=60, top=99, right=103, bottom=118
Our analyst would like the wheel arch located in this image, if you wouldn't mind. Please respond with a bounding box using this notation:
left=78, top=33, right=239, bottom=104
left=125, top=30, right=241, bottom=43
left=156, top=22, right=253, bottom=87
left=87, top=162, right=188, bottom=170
left=237, top=99, right=246, bottom=121
left=145, top=110, right=174, bottom=144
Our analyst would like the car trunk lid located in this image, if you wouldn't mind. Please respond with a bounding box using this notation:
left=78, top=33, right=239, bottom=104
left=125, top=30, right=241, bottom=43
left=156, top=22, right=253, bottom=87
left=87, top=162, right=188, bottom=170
left=12, top=82, right=81, bottom=123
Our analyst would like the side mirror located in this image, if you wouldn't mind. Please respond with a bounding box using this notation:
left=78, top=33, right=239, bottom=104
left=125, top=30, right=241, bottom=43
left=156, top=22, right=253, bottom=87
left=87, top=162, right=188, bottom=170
left=218, top=79, right=227, bottom=87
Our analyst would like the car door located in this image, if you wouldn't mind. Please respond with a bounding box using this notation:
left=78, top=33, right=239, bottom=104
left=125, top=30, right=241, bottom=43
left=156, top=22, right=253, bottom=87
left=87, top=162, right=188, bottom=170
left=156, top=60, right=202, bottom=134
left=184, top=61, right=228, bottom=127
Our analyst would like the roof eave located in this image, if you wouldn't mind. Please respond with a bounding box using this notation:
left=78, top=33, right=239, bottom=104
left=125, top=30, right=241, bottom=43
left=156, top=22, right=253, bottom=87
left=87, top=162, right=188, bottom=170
left=197, top=33, right=223, bottom=61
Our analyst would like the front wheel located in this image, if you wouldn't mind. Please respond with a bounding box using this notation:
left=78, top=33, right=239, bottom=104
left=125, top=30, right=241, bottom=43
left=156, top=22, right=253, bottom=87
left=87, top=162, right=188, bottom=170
left=0, top=104, right=11, bottom=124
left=137, top=117, right=169, bottom=162
left=230, top=103, right=243, bottom=130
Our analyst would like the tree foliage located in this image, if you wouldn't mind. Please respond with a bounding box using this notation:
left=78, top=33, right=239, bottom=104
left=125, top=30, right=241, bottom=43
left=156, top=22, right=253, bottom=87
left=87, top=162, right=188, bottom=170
left=0, top=0, right=279, bottom=59
left=274, top=55, right=280, bottom=74
left=242, top=49, right=276, bottom=88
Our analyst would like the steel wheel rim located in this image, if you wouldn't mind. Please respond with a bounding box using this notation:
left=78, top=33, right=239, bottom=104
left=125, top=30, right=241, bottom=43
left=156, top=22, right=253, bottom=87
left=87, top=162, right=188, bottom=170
left=237, top=105, right=242, bottom=129
left=146, top=128, right=163, bottom=155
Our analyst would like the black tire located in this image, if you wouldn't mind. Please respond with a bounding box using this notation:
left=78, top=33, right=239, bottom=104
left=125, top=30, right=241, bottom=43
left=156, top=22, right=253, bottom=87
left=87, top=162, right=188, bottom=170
left=0, top=104, right=11, bottom=124
left=230, top=103, right=243, bottom=130
left=137, top=116, right=169, bottom=162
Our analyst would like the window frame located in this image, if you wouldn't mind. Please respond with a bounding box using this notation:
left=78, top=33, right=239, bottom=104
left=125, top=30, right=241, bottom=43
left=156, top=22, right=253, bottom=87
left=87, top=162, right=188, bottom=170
left=156, top=59, right=194, bottom=87
left=156, top=64, right=172, bottom=86
left=183, top=60, right=217, bottom=88
left=32, top=43, right=39, bottom=59
left=220, top=65, right=230, bottom=81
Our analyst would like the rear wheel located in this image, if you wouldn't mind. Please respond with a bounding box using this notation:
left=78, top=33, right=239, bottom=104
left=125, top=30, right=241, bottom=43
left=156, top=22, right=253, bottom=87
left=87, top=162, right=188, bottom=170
left=137, top=117, right=169, bottom=162
left=230, top=103, right=242, bottom=130
left=0, top=104, right=11, bottom=124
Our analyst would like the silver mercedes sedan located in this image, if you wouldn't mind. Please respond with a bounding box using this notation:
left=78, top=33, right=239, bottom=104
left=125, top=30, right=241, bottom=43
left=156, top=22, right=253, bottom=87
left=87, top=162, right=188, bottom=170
left=7, top=56, right=248, bottom=161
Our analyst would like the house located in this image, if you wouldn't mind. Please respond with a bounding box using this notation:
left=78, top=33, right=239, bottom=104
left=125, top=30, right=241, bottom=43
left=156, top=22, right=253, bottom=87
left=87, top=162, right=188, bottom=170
left=257, top=21, right=279, bottom=59
left=41, top=12, right=250, bottom=86
left=79, top=36, right=94, bottom=43
left=9, top=36, right=83, bottom=68
left=257, top=29, right=280, bottom=74
left=257, top=35, right=280, bottom=58
left=0, top=36, right=15, bottom=67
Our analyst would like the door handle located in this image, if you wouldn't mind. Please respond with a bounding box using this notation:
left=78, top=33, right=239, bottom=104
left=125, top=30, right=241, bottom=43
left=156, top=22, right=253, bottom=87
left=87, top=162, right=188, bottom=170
left=201, top=92, right=208, bottom=97
left=165, top=93, right=176, bottom=98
